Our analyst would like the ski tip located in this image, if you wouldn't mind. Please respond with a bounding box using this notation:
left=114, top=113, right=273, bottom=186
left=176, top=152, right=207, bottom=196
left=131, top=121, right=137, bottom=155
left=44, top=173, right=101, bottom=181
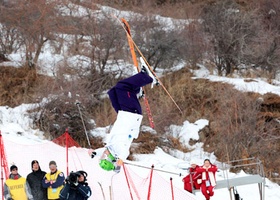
left=139, top=57, right=145, bottom=64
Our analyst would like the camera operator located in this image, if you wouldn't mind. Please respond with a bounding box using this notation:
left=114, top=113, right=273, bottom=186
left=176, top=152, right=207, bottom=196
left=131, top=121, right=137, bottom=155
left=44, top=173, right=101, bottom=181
left=59, top=170, right=91, bottom=200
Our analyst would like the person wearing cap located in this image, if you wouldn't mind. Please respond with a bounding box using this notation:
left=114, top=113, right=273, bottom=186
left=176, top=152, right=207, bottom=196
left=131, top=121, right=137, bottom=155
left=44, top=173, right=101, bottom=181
left=196, top=159, right=218, bottom=200
left=89, top=65, right=157, bottom=172
left=59, top=170, right=91, bottom=200
left=4, top=164, right=34, bottom=200
left=182, top=159, right=201, bottom=193
left=27, top=160, right=48, bottom=200
left=42, top=161, right=65, bottom=200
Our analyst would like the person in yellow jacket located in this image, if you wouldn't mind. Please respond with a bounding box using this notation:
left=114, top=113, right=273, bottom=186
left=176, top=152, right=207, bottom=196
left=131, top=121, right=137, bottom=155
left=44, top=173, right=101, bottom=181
left=42, top=161, right=65, bottom=200
left=4, top=165, right=34, bottom=200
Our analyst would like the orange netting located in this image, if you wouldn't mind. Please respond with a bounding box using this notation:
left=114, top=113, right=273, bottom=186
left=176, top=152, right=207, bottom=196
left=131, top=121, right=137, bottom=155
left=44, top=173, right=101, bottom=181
left=1, top=135, right=195, bottom=200
left=111, top=164, right=196, bottom=200
left=52, top=130, right=80, bottom=148
left=0, top=132, right=9, bottom=180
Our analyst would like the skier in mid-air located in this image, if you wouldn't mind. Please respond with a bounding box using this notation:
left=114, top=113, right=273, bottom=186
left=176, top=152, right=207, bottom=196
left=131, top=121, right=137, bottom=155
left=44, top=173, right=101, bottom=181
left=89, top=58, right=157, bottom=172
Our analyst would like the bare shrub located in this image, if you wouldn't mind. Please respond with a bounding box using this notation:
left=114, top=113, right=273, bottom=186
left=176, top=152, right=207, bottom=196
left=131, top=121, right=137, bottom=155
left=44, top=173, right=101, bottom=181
left=132, top=132, right=160, bottom=155
left=146, top=67, right=279, bottom=177
left=128, top=16, right=185, bottom=71
left=180, top=21, right=210, bottom=68
left=32, top=62, right=119, bottom=144
left=0, top=66, right=37, bottom=106
left=246, top=0, right=280, bottom=78
left=201, top=0, right=262, bottom=76
left=34, top=97, right=96, bottom=145
left=0, top=24, right=22, bottom=55
left=131, top=130, right=190, bottom=160
left=257, top=93, right=280, bottom=177
left=204, top=89, right=261, bottom=160
left=0, top=0, right=61, bottom=68
left=201, top=87, right=280, bottom=177
left=144, top=68, right=217, bottom=133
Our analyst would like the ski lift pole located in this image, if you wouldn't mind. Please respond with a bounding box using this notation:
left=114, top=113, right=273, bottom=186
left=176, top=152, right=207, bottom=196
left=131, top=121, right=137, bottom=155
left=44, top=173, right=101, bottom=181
left=75, top=101, right=91, bottom=148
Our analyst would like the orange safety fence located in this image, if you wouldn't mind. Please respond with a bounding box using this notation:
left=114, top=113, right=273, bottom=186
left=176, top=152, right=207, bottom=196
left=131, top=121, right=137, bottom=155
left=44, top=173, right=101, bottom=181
left=1, top=134, right=195, bottom=200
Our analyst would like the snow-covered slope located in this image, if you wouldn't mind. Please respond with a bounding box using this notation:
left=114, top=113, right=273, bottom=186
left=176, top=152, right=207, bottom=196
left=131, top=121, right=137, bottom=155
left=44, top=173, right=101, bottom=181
left=1, top=2, right=280, bottom=199
left=1, top=102, right=280, bottom=200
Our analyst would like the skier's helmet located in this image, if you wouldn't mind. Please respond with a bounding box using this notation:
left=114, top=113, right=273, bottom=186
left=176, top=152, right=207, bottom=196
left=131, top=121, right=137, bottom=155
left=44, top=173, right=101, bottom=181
left=99, top=159, right=115, bottom=171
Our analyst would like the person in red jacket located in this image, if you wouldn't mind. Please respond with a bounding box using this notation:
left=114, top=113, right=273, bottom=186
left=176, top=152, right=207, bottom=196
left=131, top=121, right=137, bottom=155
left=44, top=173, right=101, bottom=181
left=182, top=160, right=201, bottom=193
left=196, top=159, right=218, bottom=200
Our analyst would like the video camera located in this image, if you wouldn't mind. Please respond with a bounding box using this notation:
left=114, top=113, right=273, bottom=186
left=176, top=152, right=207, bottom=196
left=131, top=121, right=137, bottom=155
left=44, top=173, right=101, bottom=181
left=67, top=171, right=81, bottom=185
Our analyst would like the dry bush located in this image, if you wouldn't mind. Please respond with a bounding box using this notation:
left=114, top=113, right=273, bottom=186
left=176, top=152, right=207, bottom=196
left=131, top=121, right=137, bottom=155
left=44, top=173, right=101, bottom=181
left=33, top=97, right=96, bottom=144
left=180, top=21, right=210, bottom=68
left=91, top=0, right=255, bottom=19
left=0, top=66, right=37, bottom=107
left=142, top=67, right=279, bottom=179
left=89, top=136, right=104, bottom=150
left=0, top=0, right=61, bottom=67
left=247, top=0, right=280, bottom=77
left=31, top=62, right=120, bottom=145
left=130, top=129, right=190, bottom=160
left=132, top=131, right=160, bottom=155
left=200, top=87, right=280, bottom=178
left=201, top=0, right=263, bottom=76
left=147, top=67, right=220, bottom=130
left=127, top=16, right=185, bottom=71
left=257, top=93, right=280, bottom=177
left=203, top=89, right=261, bottom=161
left=163, top=135, right=191, bottom=153
left=91, top=99, right=117, bottom=127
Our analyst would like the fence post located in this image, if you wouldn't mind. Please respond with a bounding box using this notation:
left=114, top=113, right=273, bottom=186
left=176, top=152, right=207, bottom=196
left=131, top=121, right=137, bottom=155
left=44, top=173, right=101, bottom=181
left=0, top=132, right=4, bottom=200
left=170, top=177, right=174, bottom=200
left=65, top=129, right=69, bottom=176
left=0, top=131, right=9, bottom=200
left=147, top=165, right=154, bottom=200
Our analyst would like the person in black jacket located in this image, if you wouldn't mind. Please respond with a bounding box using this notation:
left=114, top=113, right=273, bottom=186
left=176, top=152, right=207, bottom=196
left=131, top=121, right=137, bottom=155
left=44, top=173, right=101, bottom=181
left=59, top=170, right=91, bottom=200
left=26, top=160, right=48, bottom=200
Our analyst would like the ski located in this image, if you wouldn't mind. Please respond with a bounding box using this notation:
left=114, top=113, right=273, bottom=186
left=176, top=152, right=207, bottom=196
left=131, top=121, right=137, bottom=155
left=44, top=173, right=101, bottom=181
left=121, top=18, right=155, bottom=128
left=115, top=16, right=183, bottom=114
left=97, top=182, right=106, bottom=200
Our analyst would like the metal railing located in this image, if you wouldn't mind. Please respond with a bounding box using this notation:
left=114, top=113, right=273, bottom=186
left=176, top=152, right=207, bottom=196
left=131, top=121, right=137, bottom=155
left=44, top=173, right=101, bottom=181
left=219, top=157, right=265, bottom=200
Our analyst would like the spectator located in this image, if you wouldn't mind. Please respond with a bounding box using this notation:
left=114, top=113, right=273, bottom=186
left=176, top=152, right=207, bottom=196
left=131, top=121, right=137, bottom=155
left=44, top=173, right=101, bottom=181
left=42, top=161, right=65, bottom=200
left=4, top=164, right=34, bottom=200
left=59, top=170, right=91, bottom=200
left=197, top=159, right=218, bottom=200
left=182, top=159, right=201, bottom=193
left=27, top=160, right=48, bottom=200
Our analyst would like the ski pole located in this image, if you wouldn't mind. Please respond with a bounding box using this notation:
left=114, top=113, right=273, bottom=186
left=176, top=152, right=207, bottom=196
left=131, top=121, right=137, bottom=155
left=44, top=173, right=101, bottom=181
left=121, top=18, right=155, bottom=128
left=75, top=101, right=91, bottom=148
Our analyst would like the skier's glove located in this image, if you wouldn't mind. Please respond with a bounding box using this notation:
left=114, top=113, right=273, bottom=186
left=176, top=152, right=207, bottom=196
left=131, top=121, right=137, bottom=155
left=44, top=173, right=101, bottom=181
left=88, top=149, right=96, bottom=158
left=91, top=151, right=97, bottom=158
